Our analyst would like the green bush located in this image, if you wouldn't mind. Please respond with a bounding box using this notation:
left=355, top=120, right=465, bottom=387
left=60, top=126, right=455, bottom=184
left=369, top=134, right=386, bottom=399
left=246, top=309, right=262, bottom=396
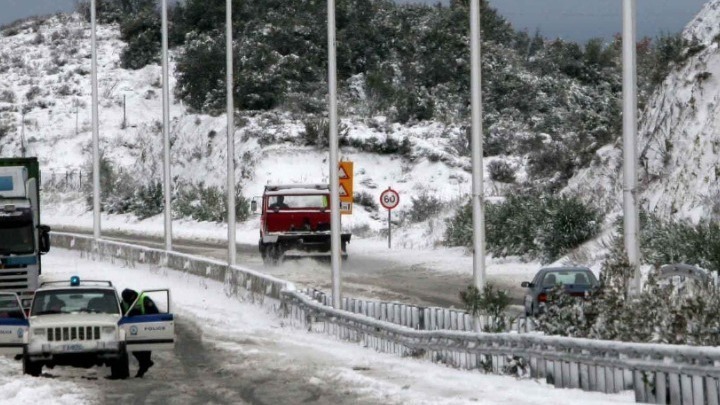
left=408, top=192, right=442, bottom=223
left=487, top=160, right=516, bottom=183
left=536, top=197, right=602, bottom=263
left=459, top=283, right=511, bottom=332
left=299, top=119, right=349, bottom=149
left=638, top=213, right=720, bottom=273
left=173, top=182, right=250, bottom=223
left=83, top=155, right=135, bottom=214
left=446, top=194, right=602, bottom=262
left=130, top=181, right=164, bottom=220
left=119, top=9, right=161, bottom=70
left=354, top=191, right=378, bottom=211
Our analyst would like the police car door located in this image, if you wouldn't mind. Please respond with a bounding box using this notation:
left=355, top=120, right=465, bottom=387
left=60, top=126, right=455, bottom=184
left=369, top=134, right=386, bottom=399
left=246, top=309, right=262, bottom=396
left=0, top=292, right=28, bottom=356
left=119, top=289, right=175, bottom=352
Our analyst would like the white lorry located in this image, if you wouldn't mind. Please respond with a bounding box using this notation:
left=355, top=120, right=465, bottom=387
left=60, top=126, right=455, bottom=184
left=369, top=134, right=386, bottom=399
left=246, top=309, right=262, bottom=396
left=0, top=276, right=175, bottom=379
left=0, top=157, right=51, bottom=310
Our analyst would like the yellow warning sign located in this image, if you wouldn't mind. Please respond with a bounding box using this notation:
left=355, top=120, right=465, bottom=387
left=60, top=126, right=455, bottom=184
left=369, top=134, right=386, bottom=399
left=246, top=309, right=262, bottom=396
left=339, top=165, right=350, bottom=179
left=339, top=161, right=353, bottom=214
left=339, top=183, right=350, bottom=197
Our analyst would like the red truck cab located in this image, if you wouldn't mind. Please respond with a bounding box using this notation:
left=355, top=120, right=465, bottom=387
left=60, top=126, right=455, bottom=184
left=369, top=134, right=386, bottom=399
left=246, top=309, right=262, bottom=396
left=257, top=184, right=350, bottom=265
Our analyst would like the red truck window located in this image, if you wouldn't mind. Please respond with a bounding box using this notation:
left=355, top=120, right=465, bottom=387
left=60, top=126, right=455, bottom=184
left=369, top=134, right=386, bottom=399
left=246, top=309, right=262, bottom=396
left=268, top=195, right=328, bottom=209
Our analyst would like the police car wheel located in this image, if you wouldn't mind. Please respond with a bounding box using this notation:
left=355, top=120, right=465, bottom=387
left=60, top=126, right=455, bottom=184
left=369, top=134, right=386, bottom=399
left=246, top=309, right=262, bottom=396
left=110, top=351, right=130, bottom=379
left=22, top=355, right=41, bottom=377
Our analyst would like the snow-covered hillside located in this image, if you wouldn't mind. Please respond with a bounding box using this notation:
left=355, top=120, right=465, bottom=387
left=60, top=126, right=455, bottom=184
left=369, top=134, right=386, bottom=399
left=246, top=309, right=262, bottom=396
left=567, top=0, right=720, bottom=224
left=3, top=0, right=716, bottom=256
left=0, top=13, right=530, bottom=246
left=639, top=0, right=720, bottom=222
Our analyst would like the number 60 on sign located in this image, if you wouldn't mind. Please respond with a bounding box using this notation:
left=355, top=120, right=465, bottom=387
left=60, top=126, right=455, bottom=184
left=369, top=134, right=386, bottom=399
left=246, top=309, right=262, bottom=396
left=380, top=188, right=399, bottom=210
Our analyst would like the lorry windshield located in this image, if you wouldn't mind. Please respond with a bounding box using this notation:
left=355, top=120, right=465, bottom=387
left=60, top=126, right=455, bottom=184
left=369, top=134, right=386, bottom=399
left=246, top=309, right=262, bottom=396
left=31, top=289, right=120, bottom=316
left=268, top=195, right=328, bottom=209
left=0, top=222, right=34, bottom=254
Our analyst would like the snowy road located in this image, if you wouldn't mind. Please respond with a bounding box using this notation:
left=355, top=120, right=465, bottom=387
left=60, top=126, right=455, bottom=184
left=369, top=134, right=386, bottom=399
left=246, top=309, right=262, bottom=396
left=54, top=226, right=526, bottom=308
left=1, top=249, right=631, bottom=404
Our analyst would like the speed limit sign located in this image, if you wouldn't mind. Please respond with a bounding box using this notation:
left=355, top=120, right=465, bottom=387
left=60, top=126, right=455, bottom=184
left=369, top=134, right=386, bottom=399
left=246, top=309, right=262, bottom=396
left=380, top=188, right=400, bottom=210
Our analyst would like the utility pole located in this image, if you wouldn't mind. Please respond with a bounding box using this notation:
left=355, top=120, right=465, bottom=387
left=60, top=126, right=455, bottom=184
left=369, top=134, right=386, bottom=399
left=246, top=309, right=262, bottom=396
left=328, top=0, right=342, bottom=309
left=91, top=0, right=101, bottom=241
left=623, top=0, right=641, bottom=295
left=226, top=0, right=236, bottom=265
left=20, top=108, right=26, bottom=157
left=161, top=0, right=172, bottom=252
left=470, top=0, right=486, bottom=291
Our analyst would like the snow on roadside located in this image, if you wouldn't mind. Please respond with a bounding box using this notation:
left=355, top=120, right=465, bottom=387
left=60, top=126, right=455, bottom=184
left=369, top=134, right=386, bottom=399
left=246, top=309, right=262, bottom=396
left=11, top=247, right=632, bottom=404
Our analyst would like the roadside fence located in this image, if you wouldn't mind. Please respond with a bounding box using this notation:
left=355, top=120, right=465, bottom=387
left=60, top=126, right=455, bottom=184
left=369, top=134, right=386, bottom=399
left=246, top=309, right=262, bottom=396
left=42, top=170, right=87, bottom=192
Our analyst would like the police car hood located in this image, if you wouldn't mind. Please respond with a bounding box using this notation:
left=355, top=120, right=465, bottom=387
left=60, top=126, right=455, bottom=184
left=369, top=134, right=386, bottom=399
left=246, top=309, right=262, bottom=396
left=29, top=313, right=122, bottom=327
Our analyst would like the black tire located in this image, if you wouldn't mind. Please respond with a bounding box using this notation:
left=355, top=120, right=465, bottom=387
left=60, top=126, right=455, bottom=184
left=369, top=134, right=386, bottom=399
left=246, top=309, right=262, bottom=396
left=22, top=350, right=41, bottom=377
left=110, top=351, right=130, bottom=379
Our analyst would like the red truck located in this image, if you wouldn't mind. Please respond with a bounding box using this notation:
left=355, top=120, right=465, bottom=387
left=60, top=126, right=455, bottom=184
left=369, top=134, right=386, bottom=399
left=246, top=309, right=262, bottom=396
left=256, top=184, right=351, bottom=265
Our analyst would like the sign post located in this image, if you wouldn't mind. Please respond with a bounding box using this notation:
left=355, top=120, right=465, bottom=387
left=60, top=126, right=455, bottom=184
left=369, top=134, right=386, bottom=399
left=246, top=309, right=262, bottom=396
left=379, top=187, right=399, bottom=249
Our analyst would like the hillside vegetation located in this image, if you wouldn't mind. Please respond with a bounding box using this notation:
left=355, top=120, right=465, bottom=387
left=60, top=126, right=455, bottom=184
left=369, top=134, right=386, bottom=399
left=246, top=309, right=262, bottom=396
left=0, top=0, right=706, bottom=264
left=83, top=0, right=693, bottom=191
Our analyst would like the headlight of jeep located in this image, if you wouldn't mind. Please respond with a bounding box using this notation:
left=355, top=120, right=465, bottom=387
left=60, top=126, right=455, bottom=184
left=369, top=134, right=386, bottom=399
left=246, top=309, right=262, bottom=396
left=32, top=328, right=45, bottom=336
left=101, top=326, right=115, bottom=334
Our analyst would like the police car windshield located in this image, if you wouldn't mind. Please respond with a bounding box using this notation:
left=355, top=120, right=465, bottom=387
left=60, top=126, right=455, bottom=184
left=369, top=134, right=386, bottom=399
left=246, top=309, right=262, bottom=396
left=31, top=289, right=120, bottom=316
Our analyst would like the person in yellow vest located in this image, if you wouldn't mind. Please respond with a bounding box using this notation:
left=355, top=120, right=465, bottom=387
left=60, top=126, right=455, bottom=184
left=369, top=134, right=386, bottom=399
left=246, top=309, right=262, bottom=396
left=121, top=288, right=159, bottom=378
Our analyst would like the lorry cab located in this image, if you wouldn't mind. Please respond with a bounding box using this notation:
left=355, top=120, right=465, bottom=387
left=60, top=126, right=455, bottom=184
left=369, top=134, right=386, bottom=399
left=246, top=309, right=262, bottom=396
left=0, top=159, right=51, bottom=310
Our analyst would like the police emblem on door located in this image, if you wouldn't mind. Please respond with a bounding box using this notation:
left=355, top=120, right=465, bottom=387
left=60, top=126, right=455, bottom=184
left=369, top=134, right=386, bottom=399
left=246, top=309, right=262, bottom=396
left=16, top=328, right=22, bottom=338
left=130, top=326, right=138, bottom=336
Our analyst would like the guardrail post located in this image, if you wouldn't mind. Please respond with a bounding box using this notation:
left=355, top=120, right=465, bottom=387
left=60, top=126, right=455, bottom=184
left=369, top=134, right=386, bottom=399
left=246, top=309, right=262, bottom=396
left=554, top=359, right=563, bottom=388
left=692, top=375, right=704, bottom=405
left=681, top=375, right=693, bottom=404
left=589, top=363, right=598, bottom=391
left=634, top=370, right=647, bottom=403
left=669, top=372, right=682, bottom=404
left=597, top=365, right=607, bottom=393
left=614, top=366, right=625, bottom=393
left=569, top=361, right=580, bottom=389
left=705, top=376, right=719, bottom=405
left=580, top=363, right=590, bottom=391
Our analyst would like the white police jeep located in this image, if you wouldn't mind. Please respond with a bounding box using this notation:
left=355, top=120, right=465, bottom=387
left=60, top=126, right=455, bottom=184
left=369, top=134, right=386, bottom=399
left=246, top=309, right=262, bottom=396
left=0, top=276, right=174, bottom=379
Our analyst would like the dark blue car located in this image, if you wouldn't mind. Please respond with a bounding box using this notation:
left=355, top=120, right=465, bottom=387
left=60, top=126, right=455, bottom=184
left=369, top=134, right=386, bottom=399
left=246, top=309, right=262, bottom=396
left=521, top=266, right=599, bottom=316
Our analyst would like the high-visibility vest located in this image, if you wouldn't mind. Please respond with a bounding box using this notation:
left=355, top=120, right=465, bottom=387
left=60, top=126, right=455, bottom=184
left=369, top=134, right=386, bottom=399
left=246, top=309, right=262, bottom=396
left=122, top=294, right=148, bottom=315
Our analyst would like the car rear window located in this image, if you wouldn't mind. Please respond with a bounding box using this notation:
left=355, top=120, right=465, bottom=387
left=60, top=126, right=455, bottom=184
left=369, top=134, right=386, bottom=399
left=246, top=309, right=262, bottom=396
left=541, top=270, right=595, bottom=287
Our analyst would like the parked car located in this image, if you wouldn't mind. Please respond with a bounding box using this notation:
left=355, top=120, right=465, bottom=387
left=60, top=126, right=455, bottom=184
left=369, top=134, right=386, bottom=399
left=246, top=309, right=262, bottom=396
left=521, top=266, right=599, bottom=316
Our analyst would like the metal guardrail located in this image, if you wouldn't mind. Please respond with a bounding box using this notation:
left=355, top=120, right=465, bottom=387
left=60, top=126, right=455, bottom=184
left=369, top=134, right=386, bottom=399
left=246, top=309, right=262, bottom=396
left=51, top=232, right=720, bottom=404
left=50, top=232, right=290, bottom=302
left=305, top=288, right=531, bottom=333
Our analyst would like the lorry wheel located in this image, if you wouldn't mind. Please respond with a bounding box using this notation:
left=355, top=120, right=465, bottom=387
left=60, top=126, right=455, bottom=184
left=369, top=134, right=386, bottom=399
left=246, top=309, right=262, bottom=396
left=110, top=351, right=130, bottom=379
left=22, top=353, right=41, bottom=377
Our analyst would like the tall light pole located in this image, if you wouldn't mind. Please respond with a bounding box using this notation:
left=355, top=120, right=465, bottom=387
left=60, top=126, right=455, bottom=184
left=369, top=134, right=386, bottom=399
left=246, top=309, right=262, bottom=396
left=226, top=0, right=237, bottom=265
left=470, top=0, right=486, bottom=291
left=622, top=0, right=641, bottom=294
left=161, top=0, right=172, bottom=252
left=328, top=0, right=342, bottom=309
left=91, top=0, right=101, bottom=241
